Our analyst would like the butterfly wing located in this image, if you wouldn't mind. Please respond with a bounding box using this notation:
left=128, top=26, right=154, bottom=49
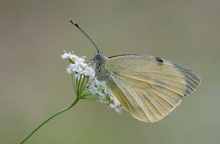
left=105, top=55, right=201, bottom=122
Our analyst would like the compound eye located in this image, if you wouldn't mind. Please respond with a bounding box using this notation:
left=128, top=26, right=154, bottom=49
left=93, top=53, right=102, bottom=61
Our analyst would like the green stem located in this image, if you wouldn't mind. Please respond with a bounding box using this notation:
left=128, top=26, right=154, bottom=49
left=20, top=97, right=80, bottom=144
left=71, top=73, right=76, bottom=92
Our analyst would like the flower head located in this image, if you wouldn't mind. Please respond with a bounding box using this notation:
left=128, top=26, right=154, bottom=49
left=61, top=51, right=95, bottom=79
left=61, top=51, right=121, bottom=113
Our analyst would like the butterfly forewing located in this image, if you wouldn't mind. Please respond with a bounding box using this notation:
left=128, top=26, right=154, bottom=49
left=105, top=55, right=200, bottom=122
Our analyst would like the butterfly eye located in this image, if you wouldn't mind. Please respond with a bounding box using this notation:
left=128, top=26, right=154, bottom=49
left=93, top=53, right=102, bottom=61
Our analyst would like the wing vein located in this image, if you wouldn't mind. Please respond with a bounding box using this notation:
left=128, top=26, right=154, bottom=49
left=116, top=74, right=185, bottom=97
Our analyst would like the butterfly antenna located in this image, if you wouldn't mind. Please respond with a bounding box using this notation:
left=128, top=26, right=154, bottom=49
left=69, top=19, right=100, bottom=53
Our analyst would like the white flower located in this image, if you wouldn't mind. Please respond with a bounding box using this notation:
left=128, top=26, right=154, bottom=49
left=109, top=97, right=122, bottom=113
left=89, top=80, right=107, bottom=101
left=62, top=51, right=121, bottom=113
left=89, top=80, right=122, bottom=113
left=61, top=51, right=70, bottom=59
left=61, top=51, right=95, bottom=79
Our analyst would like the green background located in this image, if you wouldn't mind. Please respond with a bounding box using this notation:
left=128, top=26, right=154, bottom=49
left=1, top=0, right=219, bottom=144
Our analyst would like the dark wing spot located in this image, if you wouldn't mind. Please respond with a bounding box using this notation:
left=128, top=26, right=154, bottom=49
left=155, top=57, right=164, bottom=66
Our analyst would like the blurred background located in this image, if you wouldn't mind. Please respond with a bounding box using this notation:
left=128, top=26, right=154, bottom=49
left=0, top=0, right=219, bottom=144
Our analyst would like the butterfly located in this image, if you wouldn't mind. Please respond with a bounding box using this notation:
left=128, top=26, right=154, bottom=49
left=70, top=19, right=201, bottom=123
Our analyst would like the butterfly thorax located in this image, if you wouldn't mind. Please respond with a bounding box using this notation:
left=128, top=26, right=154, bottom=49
left=93, top=53, right=109, bottom=81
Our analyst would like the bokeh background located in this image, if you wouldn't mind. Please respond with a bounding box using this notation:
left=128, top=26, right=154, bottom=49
left=1, top=0, right=219, bottom=144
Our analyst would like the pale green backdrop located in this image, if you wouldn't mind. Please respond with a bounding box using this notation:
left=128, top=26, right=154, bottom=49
left=0, top=0, right=219, bottom=144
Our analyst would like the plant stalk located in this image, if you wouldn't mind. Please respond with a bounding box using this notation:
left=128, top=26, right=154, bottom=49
left=20, top=97, right=80, bottom=144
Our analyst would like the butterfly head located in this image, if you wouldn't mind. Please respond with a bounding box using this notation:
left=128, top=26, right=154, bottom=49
left=93, top=53, right=109, bottom=81
left=93, top=52, right=103, bottom=62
